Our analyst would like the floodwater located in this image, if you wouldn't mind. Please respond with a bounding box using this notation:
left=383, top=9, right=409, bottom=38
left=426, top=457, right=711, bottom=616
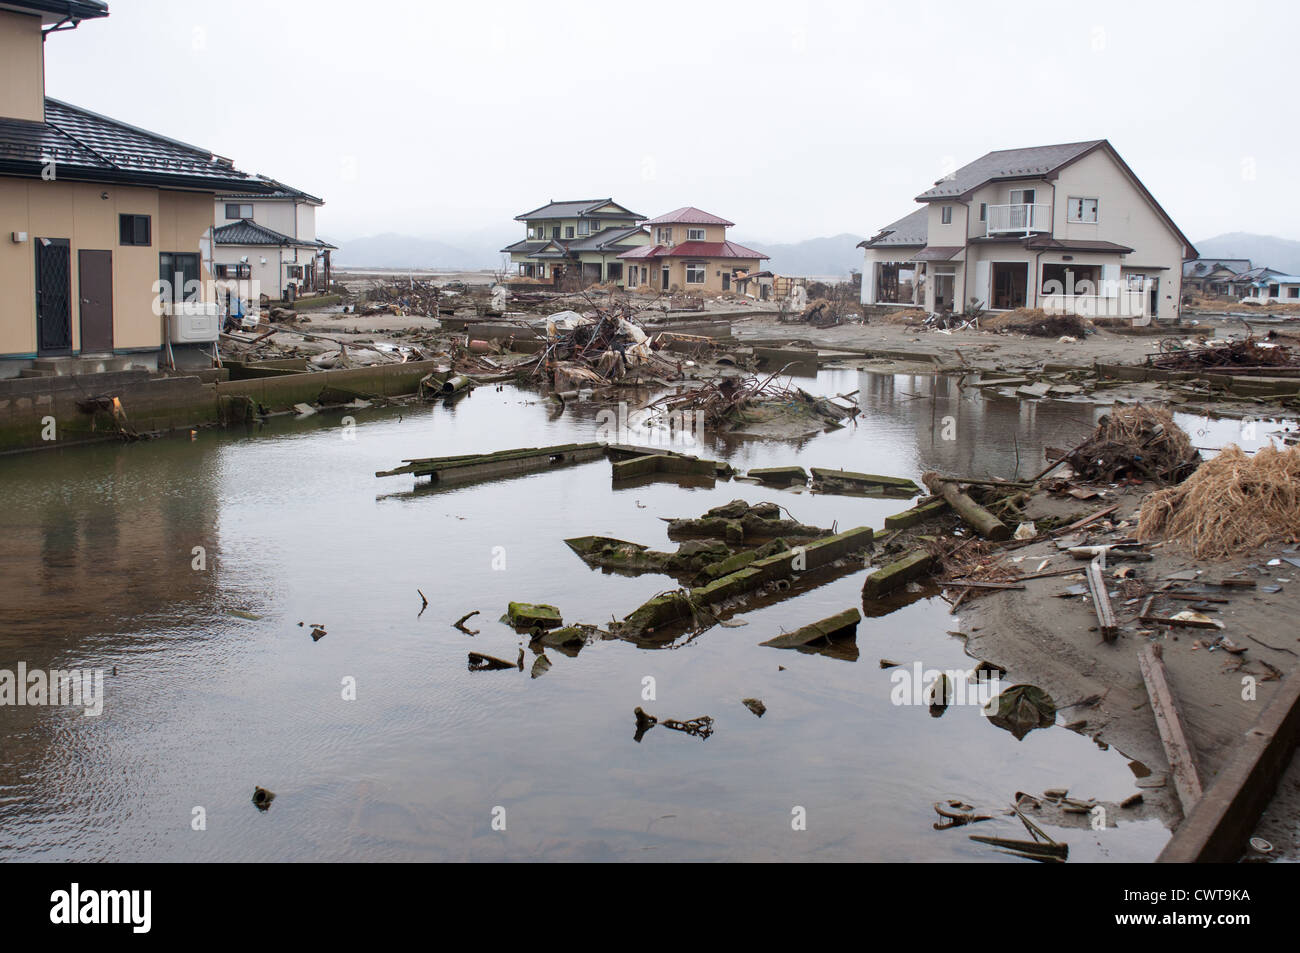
left=3, top=368, right=1259, bottom=863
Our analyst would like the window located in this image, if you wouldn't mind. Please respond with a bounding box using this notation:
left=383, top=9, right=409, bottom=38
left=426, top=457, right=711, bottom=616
left=287, top=265, right=303, bottom=279
left=1290, top=287, right=1300, bottom=299
left=1068, top=197, right=1099, bottom=223
left=685, top=262, right=706, bottom=284
left=225, top=203, right=253, bottom=220
left=578, top=220, right=590, bottom=236
left=1009, top=189, right=1036, bottom=205
left=941, top=206, right=953, bottom=225
left=119, top=214, right=151, bottom=246
left=657, top=227, right=673, bottom=244
left=552, top=226, right=561, bottom=240
left=687, top=228, right=706, bottom=242
left=565, top=226, right=574, bottom=239
left=588, top=219, right=599, bottom=232
left=158, top=252, right=200, bottom=303
left=979, top=203, right=987, bottom=222
left=215, top=263, right=251, bottom=279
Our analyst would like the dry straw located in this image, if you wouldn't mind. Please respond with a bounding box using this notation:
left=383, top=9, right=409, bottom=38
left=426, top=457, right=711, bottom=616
left=1137, top=444, right=1300, bottom=559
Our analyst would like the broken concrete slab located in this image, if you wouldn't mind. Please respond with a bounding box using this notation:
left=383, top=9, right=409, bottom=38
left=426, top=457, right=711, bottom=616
left=811, top=467, right=921, bottom=496
left=746, top=466, right=809, bottom=486
left=862, top=551, right=936, bottom=600
left=760, top=608, right=861, bottom=648
left=376, top=442, right=606, bottom=483
left=611, top=454, right=719, bottom=482
left=884, top=499, right=949, bottom=530
left=506, top=602, right=563, bottom=629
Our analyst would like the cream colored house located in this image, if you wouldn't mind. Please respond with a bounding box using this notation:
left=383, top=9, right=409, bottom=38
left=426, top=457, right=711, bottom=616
left=0, top=0, right=273, bottom=377
left=618, top=207, right=768, bottom=294
left=859, top=140, right=1197, bottom=322
left=502, top=198, right=651, bottom=285
left=213, top=179, right=335, bottom=302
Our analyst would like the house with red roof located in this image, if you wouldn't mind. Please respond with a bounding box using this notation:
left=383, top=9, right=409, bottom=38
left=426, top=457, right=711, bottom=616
left=619, top=207, right=768, bottom=295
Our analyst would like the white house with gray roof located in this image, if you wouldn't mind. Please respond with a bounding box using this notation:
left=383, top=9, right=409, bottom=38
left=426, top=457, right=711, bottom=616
left=213, top=177, right=335, bottom=301
left=858, top=140, right=1197, bottom=322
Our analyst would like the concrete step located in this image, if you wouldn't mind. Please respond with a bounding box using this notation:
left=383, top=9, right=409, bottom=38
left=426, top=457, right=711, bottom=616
left=30, top=355, right=135, bottom=376
left=18, top=368, right=54, bottom=378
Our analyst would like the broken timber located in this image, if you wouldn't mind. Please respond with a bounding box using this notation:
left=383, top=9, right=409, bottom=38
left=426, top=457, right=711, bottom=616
left=922, top=473, right=1011, bottom=541
left=1085, top=556, right=1119, bottom=641
left=376, top=442, right=605, bottom=483
left=1138, top=643, right=1203, bottom=818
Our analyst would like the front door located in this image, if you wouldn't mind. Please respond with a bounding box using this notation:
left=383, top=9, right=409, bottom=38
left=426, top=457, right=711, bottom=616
left=36, top=238, right=73, bottom=355
left=722, top=272, right=731, bottom=292
left=78, top=249, right=114, bottom=353
left=662, top=266, right=670, bottom=289
left=1148, top=277, right=1159, bottom=318
left=992, top=262, right=1028, bottom=310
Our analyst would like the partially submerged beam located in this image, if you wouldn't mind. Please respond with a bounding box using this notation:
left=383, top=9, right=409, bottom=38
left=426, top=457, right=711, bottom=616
left=812, top=467, right=920, bottom=496
left=760, top=608, right=861, bottom=649
left=375, top=442, right=605, bottom=482
left=922, top=473, right=1011, bottom=541
left=862, top=550, right=935, bottom=600
left=1138, top=643, right=1203, bottom=819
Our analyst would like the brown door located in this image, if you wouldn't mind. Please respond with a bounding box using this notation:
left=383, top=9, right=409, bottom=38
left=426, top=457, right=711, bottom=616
left=78, top=249, right=114, bottom=353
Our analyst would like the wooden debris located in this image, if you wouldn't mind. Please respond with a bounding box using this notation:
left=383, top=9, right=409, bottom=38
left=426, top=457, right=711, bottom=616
left=922, top=473, right=1011, bottom=541
left=1138, top=643, right=1203, bottom=816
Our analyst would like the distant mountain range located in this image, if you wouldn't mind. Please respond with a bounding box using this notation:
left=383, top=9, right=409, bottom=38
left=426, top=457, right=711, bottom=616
left=333, top=228, right=1300, bottom=280
left=1194, top=233, right=1300, bottom=275
left=334, top=229, right=868, bottom=278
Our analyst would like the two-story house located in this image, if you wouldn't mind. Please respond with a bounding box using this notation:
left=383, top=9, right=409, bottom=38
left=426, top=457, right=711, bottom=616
left=502, top=198, right=650, bottom=285
left=618, top=207, right=768, bottom=294
left=1182, top=258, right=1251, bottom=297
left=0, top=0, right=274, bottom=378
left=858, top=140, right=1197, bottom=321
left=212, top=178, right=336, bottom=302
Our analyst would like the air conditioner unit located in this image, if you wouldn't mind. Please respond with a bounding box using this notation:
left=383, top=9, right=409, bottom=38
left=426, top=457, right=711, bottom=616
left=167, top=301, right=221, bottom=343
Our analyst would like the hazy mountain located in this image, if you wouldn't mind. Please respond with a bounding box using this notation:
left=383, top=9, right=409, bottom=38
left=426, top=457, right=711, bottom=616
left=1194, top=233, right=1300, bottom=275
left=737, top=232, right=865, bottom=279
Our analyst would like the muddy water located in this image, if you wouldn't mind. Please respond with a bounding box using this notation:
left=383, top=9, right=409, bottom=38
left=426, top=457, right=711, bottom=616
left=0, top=370, right=1215, bottom=862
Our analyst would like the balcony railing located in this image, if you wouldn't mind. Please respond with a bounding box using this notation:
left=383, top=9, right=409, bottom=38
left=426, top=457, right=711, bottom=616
left=986, top=203, right=1051, bottom=236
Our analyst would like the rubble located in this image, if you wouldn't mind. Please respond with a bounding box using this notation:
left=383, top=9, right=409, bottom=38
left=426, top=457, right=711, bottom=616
left=1064, top=405, right=1200, bottom=484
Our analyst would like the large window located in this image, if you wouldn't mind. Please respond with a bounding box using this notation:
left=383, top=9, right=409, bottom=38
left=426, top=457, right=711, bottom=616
left=214, top=263, right=252, bottom=279
left=1068, top=197, right=1099, bottom=223
left=687, top=228, right=706, bottom=241
left=225, top=203, right=253, bottom=220
left=656, top=227, right=673, bottom=244
left=119, top=214, right=151, bottom=246
left=685, top=262, right=706, bottom=284
left=1009, top=188, right=1036, bottom=205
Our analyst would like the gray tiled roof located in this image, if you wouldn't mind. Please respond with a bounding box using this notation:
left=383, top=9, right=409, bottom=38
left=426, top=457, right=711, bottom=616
left=859, top=208, right=928, bottom=248
left=5, top=1, right=108, bottom=22
left=213, top=219, right=335, bottom=249
left=916, top=140, right=1105, bottom=201
left=218, top=176, right=324, bottom=204
left=0, top=98, right=270, bottom=192
left=567, top=226, right=647, bottom=252
left=1183, top=258, right=1251, bottom=277
left=514, top=198, right=643, bottom=221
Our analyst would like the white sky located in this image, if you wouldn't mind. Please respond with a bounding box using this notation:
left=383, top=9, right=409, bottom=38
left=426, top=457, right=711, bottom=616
left=43, top=0, right=1297, bottom=244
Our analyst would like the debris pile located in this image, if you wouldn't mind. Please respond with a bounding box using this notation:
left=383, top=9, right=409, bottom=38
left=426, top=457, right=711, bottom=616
left=1138, top=444, right=1300, bottom=558
left=646, top=371, right=853, bottom=433
left=982, top=308, right=1088, bottom=338
left=1064, top=406, right=1200, bottom=484
left=357, top=278, right=449, bottom=317
left=1149, top=336, right=1300, bottom=372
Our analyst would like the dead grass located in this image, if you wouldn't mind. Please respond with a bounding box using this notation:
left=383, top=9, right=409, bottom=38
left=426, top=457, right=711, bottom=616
left=1138, top=444, right=1300, bottom=559
left=874, top=307, right=927, bottom=324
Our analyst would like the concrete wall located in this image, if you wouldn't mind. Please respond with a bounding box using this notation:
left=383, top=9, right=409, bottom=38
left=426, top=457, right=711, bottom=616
left=0, top=179, right=215, bottom=363
left=0, top=9, right=45, bottom=123
left=651, top=222, right=728, bottom=245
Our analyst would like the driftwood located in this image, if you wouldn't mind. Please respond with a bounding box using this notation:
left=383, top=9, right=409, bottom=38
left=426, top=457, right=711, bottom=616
left=1085, top=556, right=1118, bottom=641
left=922, top=473, right=1011, bottom=541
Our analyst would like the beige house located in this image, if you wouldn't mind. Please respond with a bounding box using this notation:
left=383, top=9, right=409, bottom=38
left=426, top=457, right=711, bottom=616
left=859, top=140, right=1197, bottom=322
left=619, top=207, right=767, bottom=294
left=502, top=198, right=650, bottom=285
left=0, top=0, right=273, bottom=377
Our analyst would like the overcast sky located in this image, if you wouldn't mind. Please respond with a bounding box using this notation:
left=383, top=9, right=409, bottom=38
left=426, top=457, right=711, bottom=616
left=44, top=0, right=1296, bottom=244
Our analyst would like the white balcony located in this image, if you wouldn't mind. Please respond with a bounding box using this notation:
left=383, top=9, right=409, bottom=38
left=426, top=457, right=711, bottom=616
left=986, top=203, right=1051, bottom=236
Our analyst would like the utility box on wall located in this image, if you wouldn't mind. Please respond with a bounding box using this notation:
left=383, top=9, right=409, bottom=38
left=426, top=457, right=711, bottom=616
left=167, top=301, right=220, bottom=343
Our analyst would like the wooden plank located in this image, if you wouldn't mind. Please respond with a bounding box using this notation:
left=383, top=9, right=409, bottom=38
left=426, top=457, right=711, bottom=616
left=1138, top=643, right=1204, bottom=818
left=941, top=580, right=1027, bottom=591
left=1085, top=556, right=1118, bottom=641
left=1054, top=504, right=1120, bottom=535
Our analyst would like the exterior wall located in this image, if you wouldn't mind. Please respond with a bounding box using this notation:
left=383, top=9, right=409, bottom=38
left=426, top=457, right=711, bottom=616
left=1, top=178, right=213, bottom=361
left=212, top=243, right=285, bottom=300
left=964, top=179, right=1054, bottom=240
left=655, top=256, right=760, bottom=294
left=215, top=198, right=320, bottom=243
left=650, top=222, right=728, bottom=245
left=0, top=9, right=45, bottom=123
left=925, top=201, right=969, bottom=248
left=1050, top=149, right=1187, bottom=315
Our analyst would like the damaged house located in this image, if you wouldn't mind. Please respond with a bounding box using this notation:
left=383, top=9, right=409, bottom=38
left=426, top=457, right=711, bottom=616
left=212, top=179, right=336, bottom=303
left=618, top=207, right=768, bottom=294
left=502, top=198, right=651, bottom=285
left=0, top=0, right=274, bottom=378
left=858, top=140, right=1197, bottom=321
